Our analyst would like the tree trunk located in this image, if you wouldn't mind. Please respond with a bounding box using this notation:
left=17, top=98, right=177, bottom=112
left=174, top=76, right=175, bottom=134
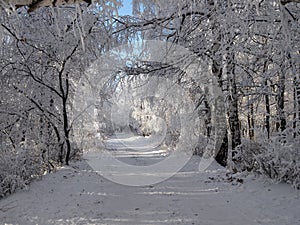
left=294, top=76, right=300, bottom=137
left=227, top=52, right=241, bottom=151
left=58, top=63, right=71, bottom=165
left=265, top=79, right=271, bottom=139
left=63, top=103, right=71, bottom=165
left=204, top=88, right=212, bottom=137
left=211, top=34, right=228, bottom=166
left=276, top=70, right=286, bottom=132
left=248, top=102, right=255, bottom=140
left=215, top=129, right=228, bottom=167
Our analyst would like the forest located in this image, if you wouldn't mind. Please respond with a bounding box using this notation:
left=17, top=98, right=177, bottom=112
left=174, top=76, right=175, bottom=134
left=0, top=0, right=300, bottom=199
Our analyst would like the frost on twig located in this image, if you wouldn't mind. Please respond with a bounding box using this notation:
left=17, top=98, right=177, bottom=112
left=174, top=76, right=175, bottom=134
left=0, top=0, right=92, bottom=12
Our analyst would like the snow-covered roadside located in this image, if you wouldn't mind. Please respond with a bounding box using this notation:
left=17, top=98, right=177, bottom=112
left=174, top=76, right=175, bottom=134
left=0, top=154, right=299, bottom=225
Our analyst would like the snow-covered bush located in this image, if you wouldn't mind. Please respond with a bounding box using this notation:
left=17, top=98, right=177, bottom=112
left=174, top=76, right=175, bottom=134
left=0, top=146, right=45, bottom=198
left=256, top=137, right=300, bottom=189
left=230, top=139, right=264, bottom=172
left=231, top=136, right=300, bottom=189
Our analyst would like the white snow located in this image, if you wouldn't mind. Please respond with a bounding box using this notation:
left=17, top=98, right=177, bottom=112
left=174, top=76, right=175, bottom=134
left=0, top=134, right=299, bottom=225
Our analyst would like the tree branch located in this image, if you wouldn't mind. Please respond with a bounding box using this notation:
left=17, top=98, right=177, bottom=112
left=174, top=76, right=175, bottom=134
left=281, top=0, right=300, bottom=5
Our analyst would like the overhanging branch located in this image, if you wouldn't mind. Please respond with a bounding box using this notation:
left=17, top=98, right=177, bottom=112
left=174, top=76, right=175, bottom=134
left=1, top=0, right=91, bottom=12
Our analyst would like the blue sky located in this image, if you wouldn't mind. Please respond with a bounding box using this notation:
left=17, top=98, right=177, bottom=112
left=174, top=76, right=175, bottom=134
left=118, top=0, right=132, bottom=16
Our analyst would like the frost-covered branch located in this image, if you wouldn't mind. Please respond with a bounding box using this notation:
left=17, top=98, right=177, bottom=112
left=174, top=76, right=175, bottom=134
left=281, top=0, right=300, bottom=4
left=1, top=0, right=92, bottom=12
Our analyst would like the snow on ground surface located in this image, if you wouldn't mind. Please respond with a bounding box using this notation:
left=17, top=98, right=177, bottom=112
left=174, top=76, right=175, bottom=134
left=0, top=134, right=300, bottom=225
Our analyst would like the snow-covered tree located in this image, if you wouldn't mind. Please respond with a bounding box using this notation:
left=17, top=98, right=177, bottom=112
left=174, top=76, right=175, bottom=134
left=0, top=1, right=123, bottom=195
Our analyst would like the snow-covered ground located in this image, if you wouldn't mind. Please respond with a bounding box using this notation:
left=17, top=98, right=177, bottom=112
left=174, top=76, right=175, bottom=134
left=0, top=134, right=299, bottom=225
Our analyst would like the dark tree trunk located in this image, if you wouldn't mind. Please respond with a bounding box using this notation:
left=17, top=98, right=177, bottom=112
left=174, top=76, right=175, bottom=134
left=215, top=130, right=228, bottom=167
left=204, top=92, right=212, bottom=138
left=265, top=79, right=271, bottom=139
left=248, top=101, right=255, bottom=140
left=63, top=98, right=71, bottom=165
left=276, top=71, right=286, bottom=132
left=58, top=65, right=71, bottom=165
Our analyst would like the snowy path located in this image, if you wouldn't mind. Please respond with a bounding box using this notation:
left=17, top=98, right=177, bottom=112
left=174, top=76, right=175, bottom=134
left=0, top=135, right=299, bottom=225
